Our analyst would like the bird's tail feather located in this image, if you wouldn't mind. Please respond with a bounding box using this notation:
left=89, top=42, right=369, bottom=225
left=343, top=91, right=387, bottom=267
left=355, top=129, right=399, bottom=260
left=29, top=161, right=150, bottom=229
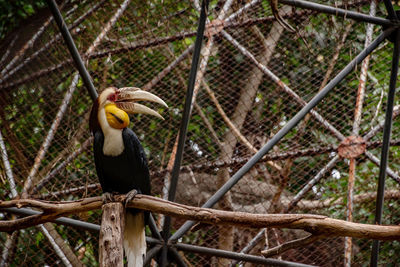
left=124, top=212, right=146, bottom=267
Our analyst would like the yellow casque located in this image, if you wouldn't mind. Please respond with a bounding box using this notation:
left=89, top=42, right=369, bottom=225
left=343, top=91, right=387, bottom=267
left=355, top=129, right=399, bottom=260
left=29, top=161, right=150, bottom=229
left=104, top=104, right=129, bottom=129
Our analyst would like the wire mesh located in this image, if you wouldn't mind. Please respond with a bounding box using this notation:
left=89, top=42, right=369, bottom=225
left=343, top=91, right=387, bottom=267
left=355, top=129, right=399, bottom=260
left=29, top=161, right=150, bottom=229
left=0, top=0, right=399, bottom=265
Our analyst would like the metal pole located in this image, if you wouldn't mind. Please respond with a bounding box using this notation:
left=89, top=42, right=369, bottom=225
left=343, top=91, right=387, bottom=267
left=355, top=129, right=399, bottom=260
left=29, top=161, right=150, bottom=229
left=383, top=0, right=397, bottom=20
left=1, top=207, right=165, bottom=246
left=46, top=0, right=98, bottom=101
left=1, top=207, right=100, bottom=232
left=281, top=0, right=395, bottom=27
left=161, top=1, right=209, bottom=265
left=169, top=247, right=189, bottom=267
left=174, top=243, right=315, bottom=267
left=370, top=29, right=400, bottom=267
left=170, top=28, right=393, bottom=242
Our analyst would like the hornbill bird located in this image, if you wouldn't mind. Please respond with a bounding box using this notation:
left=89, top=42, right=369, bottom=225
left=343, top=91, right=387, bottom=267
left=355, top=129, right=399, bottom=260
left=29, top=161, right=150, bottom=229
left=90, top=87, right=167, bottom=267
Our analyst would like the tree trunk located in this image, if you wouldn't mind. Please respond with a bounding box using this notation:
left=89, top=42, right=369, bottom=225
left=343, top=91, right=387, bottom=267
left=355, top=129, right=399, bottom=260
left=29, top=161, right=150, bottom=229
left=99, top=203, right=125, bottom=267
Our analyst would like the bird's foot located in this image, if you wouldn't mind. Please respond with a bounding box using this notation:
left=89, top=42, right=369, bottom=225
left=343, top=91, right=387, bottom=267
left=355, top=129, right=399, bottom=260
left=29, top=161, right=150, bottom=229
left=125, top=189, right=138, bottom=207
left=102, top=192, right=115, bottom=204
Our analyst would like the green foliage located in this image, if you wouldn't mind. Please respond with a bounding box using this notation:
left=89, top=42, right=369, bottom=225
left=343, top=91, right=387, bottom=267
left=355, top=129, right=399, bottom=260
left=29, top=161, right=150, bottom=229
left=0, top=0, right=46, bottom=39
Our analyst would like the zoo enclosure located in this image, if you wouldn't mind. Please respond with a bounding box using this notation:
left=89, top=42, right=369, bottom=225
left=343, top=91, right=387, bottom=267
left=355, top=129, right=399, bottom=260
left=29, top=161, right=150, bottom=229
left=1, top=0, right=400, bottom=266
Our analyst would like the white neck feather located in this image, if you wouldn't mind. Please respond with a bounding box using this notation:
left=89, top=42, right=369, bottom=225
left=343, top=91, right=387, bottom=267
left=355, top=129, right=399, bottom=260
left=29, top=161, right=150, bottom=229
left=98, top=108, right=125, bottom=156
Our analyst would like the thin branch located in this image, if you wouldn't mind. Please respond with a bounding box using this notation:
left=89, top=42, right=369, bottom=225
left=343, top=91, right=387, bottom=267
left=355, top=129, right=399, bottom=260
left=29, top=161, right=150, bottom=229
left=1, top=0, right=107, bottom=83
left=0, top=130, right=18, bottom=198
left=22, top=74, right=80, bottom=195
left=221, top=30, right=346, bottom=141
left=365, top=151, right=400, bottom=184
left=0, top=231, right=18, bottom=267
left=0, top=1, right=370, bottom=90
left=1, top=195, right=400, bottom=240
left=0, top=11, right=53, bottom=79
left=296, top=189, right=400, bottom=210
left=345, top=2, right=376, bottom=264
left=142, top=44, right=194, bottom=91
left=201, top=80, right=281, bottom=170
left=286, top=155, right=340, bottom=212
left=32, top=137, right=93, bottom=194
left=22, top=0, right=132, bottom=196
left=0, top=34, right=18, bottom=67
left=364, top=105, right=400, bottom=141
left=261, top=234, right=325, bottom=257
left=38, top=224, right=73, bottom=267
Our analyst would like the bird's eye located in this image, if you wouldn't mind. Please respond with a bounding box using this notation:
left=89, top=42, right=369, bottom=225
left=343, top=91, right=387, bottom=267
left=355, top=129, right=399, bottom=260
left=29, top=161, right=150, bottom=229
left=107, top=93, right=116, bottom=102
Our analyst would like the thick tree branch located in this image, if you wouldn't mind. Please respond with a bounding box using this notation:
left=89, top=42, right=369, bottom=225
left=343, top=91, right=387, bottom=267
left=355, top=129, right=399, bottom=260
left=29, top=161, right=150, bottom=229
left=1, top=195, right=400, bottom=241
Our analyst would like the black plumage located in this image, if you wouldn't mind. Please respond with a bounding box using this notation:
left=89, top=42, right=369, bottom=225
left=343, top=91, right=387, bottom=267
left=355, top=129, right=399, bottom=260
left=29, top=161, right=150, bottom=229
left=93, top=128, right=151, bottom=212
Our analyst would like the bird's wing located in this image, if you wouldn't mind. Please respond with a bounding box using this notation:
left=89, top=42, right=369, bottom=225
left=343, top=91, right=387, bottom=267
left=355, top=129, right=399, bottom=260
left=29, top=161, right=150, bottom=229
left=93, top=131, right=106, bottom=190
left=122, top=128, right=151, bottom=195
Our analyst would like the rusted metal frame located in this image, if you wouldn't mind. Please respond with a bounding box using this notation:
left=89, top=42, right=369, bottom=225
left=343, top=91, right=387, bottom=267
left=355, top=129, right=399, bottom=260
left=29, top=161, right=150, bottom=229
left=0, top=0, right=108, bottom=85
left=345, top=2, right=376, bottom=265
left=174, top=243, right=314, bottom=267
left=281, top=0, right=395, bottom=26
left=169, top=27, right=393, bottom=244
left=371, top=28, right=400, bottom=267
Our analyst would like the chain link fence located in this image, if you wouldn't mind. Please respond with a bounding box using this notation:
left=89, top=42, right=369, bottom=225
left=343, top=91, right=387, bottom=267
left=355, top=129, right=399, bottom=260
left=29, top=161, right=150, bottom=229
left=0, top=0, right=399, bottom=265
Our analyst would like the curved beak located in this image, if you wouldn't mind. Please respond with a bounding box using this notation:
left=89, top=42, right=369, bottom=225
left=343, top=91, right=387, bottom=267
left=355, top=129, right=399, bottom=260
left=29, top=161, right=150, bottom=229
left=115, top=87, right=168, bottom=120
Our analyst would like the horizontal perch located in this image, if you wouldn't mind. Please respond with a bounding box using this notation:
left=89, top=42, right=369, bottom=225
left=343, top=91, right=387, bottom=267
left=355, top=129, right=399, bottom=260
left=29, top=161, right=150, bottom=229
left=0, top=195, right=400, bottom=241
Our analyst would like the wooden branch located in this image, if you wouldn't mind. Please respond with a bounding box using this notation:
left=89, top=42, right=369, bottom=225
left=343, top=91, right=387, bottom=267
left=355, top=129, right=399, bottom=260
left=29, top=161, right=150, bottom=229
left=99, top=203, right=125, bottom=267
left=1, top=195, right=400, bottom=241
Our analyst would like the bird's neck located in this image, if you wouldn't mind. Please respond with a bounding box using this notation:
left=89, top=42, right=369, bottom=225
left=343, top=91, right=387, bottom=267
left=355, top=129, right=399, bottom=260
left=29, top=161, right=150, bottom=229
left=98, top=108, right=125, bottom=156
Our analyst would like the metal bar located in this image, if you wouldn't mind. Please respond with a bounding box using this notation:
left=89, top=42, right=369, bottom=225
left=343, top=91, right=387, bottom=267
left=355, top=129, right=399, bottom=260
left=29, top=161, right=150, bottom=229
left=170, top=28, right=393, bottom=242
left=143, top=245, right=162, bottom=266
left=383, top=0, right=397, bottom=20
left=286, top=155, right=340, bottom=212
left=370, top=28, right=400, bottom=267
left=229, top=229, right=265, bottom=266
left=161, top=2, right=209, bottom=263
left=2, top=207, right=165, bottom=246
left=149, top=213, right=162, bottom=240
left=166, top=0, right=208, bottom=203
left=365, top=151, right=400, bottom=184
left=169, top=247, right=188, bottom=267
left=280, top=0, right=395, bottom=26
left=174, top=243, right=315, bottom=267
left=1, top=207, right=100, bottom=232
left=46, top=0, right=98, bottom=101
